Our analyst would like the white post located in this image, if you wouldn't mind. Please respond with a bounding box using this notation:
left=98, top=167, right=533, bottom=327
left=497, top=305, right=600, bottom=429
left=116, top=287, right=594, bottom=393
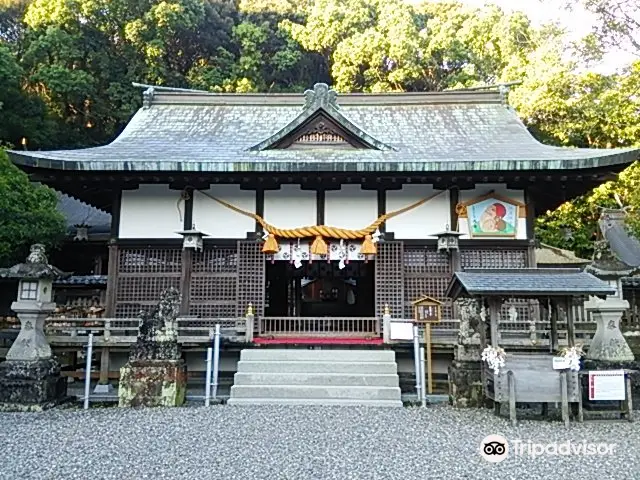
left=212, top=324, right=221, bottom=400
left=205, top=328, right=213, bottom=407
left=83, top=333, right=93, bottom=410
left=420, top=346, right=427, bottom=407
left=413, top=326, right=421, bottom=401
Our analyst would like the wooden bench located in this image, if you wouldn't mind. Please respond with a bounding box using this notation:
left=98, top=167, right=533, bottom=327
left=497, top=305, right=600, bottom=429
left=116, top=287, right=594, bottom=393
left=485, top=353, right=580, bottom=426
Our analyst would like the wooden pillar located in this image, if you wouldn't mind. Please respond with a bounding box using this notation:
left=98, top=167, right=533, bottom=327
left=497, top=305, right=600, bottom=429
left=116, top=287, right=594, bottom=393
left=98, top=347, right=110, bottom=384
left=105, top=189, right=121, bottom=318
left=180, top=188, right=194, bottom=315
left=317, top=189, right=326, bottom=226
left=180, top=249, right=193, bottom=315
left=105, top=243, right=119, bottom=318
left=488, top=297, right=501, bottom=347
left=449, top=187, right=459, bottom=233
left=565, top=296, right=576, bottom=348
left=524, top=187, right=536, bottom=267
left=549, top=298, right=559, bottom=352
left=377, top=189, right=386, bottom=233
left=479, top=298, right=488, bottom=349
left=255, top=188, right=265, bottom=233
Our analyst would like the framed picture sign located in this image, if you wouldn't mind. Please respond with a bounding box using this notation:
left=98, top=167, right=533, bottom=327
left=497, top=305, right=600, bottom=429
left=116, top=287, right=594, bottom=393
left=412, top=296, right=442, bottom=323
left=456, top=191, right=526, bottom=238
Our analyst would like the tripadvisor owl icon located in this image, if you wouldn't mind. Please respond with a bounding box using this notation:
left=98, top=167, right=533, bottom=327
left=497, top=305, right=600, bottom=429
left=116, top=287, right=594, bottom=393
left=480, top=434, right=509, bottom=463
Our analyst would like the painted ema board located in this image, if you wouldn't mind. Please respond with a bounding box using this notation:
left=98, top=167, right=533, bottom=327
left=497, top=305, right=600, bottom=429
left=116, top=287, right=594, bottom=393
left=588, top=370, right=626, bottom=401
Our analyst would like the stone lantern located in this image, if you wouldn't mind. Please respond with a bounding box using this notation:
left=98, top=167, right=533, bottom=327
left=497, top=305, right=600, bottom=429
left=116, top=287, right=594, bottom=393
left=176, top=227, right=207, bottom=252
left=0, top=244, right=70, bottom=410
left=584, top=209, right=637, bottom=364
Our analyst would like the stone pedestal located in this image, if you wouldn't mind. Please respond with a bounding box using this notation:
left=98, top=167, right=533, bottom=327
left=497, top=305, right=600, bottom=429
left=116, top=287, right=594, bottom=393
left=0, top=358, right=67, bottom=411
left=583, top=299, right=637, bottom=410
left=118, top=359, right=187, bottom=408
left=585, top=297, right=635, bottom=362
left=448, top=360, right=484, bottom=408
left=0, top=302, right=67, bottom=411
left=118, top=287, right=187, bottom=408
left=448, top=343, right=483, bottom=408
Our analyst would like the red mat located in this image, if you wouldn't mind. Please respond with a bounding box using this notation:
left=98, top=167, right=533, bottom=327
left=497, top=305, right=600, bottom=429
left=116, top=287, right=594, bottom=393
left=253, top=336, right=384, bottom=345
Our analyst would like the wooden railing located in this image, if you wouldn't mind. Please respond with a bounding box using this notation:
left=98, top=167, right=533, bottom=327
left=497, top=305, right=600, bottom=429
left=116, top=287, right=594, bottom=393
left=44, top=317, right=245, bottom=345
left=1, top=313, right=601, bottom=347
left=258, top=317, right=381, bottom=337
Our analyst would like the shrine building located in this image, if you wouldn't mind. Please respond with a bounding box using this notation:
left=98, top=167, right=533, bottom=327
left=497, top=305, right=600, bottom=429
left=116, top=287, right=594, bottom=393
left=6, top=83, right=640, bottom=400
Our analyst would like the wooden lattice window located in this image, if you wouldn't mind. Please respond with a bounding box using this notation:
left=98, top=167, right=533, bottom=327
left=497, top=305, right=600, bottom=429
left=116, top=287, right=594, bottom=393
left=460, top=248, right=529, bottom=269
left=189, top=247, right=238, bottom=318
left=237, top=241, right=265, bottom=318
left=403, top=247, right=453, bottom=319
left=375, top=241, right=405, bottom=318
left=114, top=248, right=182, bottom=318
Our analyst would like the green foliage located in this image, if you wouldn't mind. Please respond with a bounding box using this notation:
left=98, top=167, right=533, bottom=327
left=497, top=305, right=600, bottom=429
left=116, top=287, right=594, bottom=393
left=0, top=150, right=66, bottom=267
left=560, top=0, right=639, bottom=54
left=0, top=0, right=639, bottom=261
left=523, top=61, right=640, bottom=257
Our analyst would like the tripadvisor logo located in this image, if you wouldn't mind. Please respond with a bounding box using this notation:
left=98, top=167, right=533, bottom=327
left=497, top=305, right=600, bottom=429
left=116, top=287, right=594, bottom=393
left=480, top=434, right=509, bottom=463
left=479, top=435, right=617, bottom=462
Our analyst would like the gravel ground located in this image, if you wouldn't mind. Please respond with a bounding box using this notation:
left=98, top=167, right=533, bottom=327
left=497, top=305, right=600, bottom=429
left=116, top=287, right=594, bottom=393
left=1, top=404, right=639, bottom=480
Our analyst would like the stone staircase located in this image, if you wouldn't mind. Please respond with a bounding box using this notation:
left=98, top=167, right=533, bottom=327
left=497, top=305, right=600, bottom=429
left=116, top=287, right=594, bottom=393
left=227, top=348, right=402, bottom=407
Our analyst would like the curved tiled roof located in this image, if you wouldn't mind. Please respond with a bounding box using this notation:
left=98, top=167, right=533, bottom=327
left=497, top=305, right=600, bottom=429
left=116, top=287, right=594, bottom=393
left=8, top=84, right=639, bottom=173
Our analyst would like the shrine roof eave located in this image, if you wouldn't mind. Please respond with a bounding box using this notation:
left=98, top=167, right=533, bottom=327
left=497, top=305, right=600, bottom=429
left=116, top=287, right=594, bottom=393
left=6, top=149, right=639, bottom=173
left=445, top=268, right=615, bottom=300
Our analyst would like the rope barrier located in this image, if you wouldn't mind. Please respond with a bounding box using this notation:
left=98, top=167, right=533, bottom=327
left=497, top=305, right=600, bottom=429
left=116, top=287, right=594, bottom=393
left=190, top=187, right=445, bottom=254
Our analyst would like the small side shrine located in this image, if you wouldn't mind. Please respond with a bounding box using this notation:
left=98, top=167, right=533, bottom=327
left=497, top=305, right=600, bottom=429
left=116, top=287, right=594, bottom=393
left=446, top=268, right=614, bottom=425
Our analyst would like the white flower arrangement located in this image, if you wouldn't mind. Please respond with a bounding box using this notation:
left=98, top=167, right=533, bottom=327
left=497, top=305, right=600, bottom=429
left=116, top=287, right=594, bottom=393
left=481, top=346, right=506, bottom=375
left=559, top=345, right=584, bottom=371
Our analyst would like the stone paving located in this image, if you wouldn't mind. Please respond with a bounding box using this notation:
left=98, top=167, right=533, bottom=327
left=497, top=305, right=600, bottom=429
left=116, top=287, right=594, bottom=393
left=0, top=404, right=638, bottom=480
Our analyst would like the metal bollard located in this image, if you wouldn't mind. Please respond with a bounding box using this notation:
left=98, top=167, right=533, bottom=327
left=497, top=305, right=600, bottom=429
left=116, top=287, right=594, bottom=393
left=212, top=324, right=221, bottom=400
left=83, top=333, right=93, bottom=410
left=420, top=346, right=427, bottom=408
left=205, top=328, right=213, bottom=406
left=413, top=326, right=422, bottom=401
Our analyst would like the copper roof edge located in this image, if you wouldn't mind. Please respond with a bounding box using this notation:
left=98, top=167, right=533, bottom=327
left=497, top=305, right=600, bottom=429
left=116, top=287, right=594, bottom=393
left=132, top=83, right=504, bottom=106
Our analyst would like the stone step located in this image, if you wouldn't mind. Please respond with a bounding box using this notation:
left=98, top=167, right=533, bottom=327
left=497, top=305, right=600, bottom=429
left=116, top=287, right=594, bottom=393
left=233, top=373, right=399, bottom=387
left=236, top=360, right=398, bottom=374
left=239, top=349, right=395, bottom=362
left=227, top=398, right=403, bottom=407
left=229, top=385, right=402, bottom=401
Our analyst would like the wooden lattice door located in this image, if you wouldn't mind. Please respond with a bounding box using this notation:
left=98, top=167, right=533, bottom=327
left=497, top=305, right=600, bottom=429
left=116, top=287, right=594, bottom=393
left=375, top=241, right=405, bottom=319
left=237, top=240, right=266, bottom=318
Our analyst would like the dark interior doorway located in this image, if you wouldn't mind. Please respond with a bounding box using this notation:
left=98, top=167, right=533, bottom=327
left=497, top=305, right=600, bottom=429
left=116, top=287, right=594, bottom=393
left=265, top=261, right=375, bottom=317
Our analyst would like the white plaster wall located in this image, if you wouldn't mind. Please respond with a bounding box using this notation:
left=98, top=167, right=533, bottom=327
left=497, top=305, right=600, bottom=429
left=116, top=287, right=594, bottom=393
left=193, top=186, right=256, bottom=238
left=457, top=184, right=527, bottom=240
left=264, top=186, right=316, bottom=229
left=386, top=186, right=450, bottom=239
left=119, top=185, right=183, bottom=239
left=324, top=186, right=378, bottom=230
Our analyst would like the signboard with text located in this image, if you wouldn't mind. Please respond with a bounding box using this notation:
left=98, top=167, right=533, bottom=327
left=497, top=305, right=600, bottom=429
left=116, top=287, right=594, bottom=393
left=412, top=296, right=442, bottom=323
left=588, top=370, right=626, bottom=401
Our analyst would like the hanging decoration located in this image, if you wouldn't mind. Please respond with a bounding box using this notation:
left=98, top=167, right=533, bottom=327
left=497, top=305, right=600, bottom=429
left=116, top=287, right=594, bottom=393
left=193, top=188, right=444, bottom=256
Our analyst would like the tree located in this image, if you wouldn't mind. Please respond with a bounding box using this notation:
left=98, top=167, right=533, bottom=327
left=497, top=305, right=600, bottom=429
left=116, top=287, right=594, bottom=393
left=526, top=61, right=640, bottom=257
left=0, top=149, right=66, bottom=267
left=0, top=43, right=56, bottom=149
left=560, top=0, right=639, bottom=55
